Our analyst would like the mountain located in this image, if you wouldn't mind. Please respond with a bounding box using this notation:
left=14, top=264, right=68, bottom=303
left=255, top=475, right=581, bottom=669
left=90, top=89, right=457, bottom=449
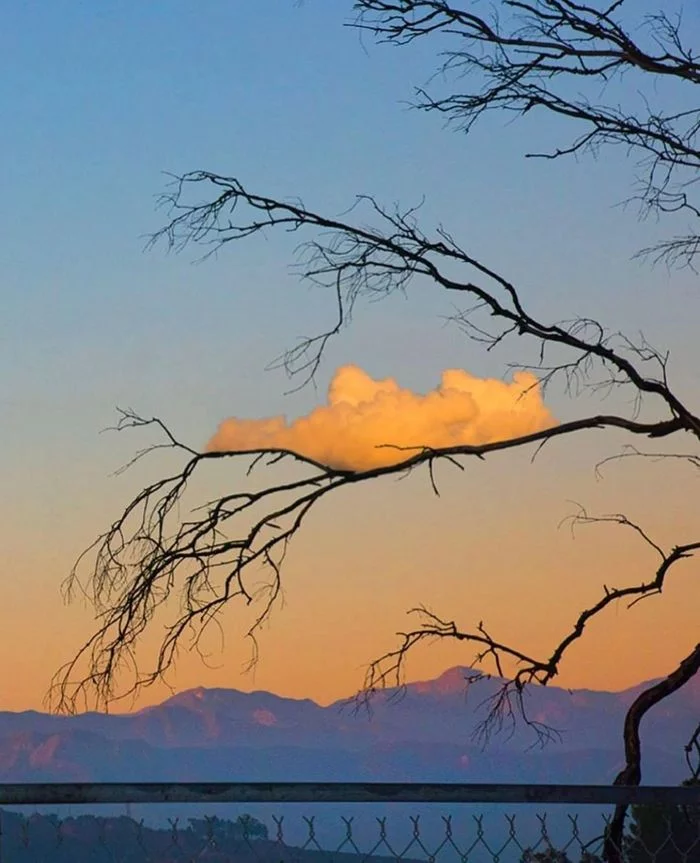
left=346, top=667, right=699, bottom=756
left=0, top=667, right=695, bottom=785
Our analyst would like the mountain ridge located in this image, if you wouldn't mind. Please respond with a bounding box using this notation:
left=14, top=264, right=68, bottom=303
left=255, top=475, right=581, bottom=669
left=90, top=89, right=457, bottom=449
left=0, top=665, right=695, bottom=785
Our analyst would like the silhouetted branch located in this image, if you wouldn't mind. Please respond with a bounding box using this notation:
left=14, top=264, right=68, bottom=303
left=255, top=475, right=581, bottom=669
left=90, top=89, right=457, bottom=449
left=595, top=444, right=700, bottom=479
left=360, top=513, right=700, bottom=753
left=50, top=402, right=691, bottom=714
left=148, top=173, right=699, bottom=431
left=353, top=0, right=700, bottom=267
left=604, top=642, right=700, bottom=863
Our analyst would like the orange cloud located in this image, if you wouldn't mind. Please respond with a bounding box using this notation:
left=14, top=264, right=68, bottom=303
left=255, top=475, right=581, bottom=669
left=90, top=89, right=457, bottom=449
left=206, top=365, right=556, bottom=471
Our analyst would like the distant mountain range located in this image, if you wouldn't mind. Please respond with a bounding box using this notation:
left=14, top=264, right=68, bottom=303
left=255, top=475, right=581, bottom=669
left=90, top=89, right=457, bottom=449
left=0, top=666, right=696, bottom=785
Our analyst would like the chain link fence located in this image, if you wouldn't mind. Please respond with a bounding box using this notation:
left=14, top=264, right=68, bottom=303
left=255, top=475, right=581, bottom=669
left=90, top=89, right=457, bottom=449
left=0, top=782, right=697, bottom=862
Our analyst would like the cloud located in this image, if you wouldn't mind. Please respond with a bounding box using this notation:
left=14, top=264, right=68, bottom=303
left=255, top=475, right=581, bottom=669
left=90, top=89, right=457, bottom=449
left=205, top=365, right=556, bottom=471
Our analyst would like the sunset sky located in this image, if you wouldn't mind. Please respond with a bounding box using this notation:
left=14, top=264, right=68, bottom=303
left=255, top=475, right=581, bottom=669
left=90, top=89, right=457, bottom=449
left=2, top=1, right=699, bottom=713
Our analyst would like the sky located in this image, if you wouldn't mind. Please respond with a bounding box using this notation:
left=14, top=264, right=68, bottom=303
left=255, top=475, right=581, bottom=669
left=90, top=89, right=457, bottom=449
left=1, top=1, right=699, bottom=713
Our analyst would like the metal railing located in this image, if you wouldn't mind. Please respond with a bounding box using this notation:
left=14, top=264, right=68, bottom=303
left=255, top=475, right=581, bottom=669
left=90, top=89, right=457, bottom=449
left=0, top=782, right=697, bottom=862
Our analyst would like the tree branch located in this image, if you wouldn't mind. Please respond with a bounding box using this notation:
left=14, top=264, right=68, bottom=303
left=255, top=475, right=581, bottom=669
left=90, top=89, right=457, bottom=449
left=358, top=511, right=700, bottom=754
left=604, top=642, right=700, bottom=862
left=353, top=1, right=700, bottom=267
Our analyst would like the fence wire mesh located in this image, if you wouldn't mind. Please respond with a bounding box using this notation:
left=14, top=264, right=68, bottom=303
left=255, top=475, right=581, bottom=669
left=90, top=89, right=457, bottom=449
left=0, top=803, right=698, bottom=862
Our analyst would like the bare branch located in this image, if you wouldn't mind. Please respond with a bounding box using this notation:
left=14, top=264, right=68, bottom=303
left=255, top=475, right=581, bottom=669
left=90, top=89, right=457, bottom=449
left=358, top=509, right=700, bottom=750
left=563, top=504, right=666, bottom=561
left=50, top=401, right=691, bottom=714
left=148, top=173, right=700, bottom=433
left=595, top=444, right=700, bottom=478
left=352, top=0, right=700, bottom=266
left=604, top=642, right=700, bottom=863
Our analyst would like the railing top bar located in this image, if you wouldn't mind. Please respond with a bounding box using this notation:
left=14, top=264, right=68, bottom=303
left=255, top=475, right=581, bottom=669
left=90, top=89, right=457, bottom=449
left=0, top=782, right=698, bottom=807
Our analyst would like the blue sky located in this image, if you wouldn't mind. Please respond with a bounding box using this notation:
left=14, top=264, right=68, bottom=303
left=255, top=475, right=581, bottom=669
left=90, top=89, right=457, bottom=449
left=3, top=0, right=693, bottom=428
left=2, top=1, right=699, bottom=709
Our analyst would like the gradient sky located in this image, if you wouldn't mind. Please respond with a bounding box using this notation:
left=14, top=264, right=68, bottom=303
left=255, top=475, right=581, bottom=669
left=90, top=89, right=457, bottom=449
left=2, top=1, right=699, bottom=713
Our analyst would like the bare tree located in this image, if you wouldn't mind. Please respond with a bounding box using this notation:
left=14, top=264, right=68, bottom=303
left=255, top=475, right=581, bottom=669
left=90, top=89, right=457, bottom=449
left=52, top=3, right=700, bottom=860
